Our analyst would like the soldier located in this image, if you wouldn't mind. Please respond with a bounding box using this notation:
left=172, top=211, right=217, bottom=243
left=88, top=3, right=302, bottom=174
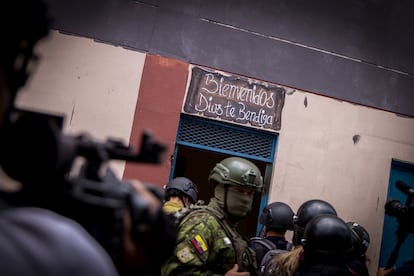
left=161, top=156, right=263, bottom=275
left=252, top=202, right=294, bottom=271
left=163, top=176, right=198, bottom=214
left=261, top=199, right=337, bottom=276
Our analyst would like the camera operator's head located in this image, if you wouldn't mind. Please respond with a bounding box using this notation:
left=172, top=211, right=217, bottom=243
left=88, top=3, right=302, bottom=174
left=0, top=1, right=52, bottom=192
left=0, top=1, right=53, bottom=197
left=0, top=0, right=50, bottom=126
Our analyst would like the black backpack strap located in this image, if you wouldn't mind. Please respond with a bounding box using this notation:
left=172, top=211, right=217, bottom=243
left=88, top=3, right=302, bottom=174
left=258, top=248, right=289, bottom=276
left=250, top=237, right=277, bottom=272
left=250, top=237, right=277, bottom=251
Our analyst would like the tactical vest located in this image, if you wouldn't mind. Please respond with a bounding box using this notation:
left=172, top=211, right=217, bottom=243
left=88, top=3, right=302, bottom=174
left=176, top=205, right=258, bottom=274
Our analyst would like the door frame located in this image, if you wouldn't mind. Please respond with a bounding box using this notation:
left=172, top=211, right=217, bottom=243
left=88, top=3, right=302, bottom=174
left=169, top=114, right=279, bottom=236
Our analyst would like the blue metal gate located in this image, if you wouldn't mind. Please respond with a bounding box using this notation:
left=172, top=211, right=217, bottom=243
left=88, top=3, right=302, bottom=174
left=176, top=114, right=276, bottom=163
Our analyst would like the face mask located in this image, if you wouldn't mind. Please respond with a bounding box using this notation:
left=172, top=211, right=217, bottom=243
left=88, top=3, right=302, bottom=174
left=215, top=184, right=254, bottom=220
left=226, top=188, right=254, bottom=219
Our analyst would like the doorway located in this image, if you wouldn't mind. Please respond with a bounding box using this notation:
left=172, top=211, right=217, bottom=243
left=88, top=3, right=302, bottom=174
left=379, top=160, right=414, bottom=270
left=170, top=114, right=278, bottom=238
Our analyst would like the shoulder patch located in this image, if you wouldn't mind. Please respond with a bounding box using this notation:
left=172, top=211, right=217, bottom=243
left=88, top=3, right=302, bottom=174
left=223, top=237, right=232, bottom=245
left=190, top=234, right=208, bottom=254
left=177, top=246, right=195, bottom=263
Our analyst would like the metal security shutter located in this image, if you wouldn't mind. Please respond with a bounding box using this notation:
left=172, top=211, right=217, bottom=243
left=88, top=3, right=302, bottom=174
left=176, top=115, right=277, bottom=163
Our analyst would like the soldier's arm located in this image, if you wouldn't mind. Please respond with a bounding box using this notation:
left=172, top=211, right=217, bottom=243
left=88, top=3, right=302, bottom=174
left=161, top=213, right=224, bottom=276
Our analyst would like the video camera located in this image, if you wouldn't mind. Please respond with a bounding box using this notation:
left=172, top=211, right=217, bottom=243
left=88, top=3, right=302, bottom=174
left=384, top=180, right=414, bottom=269
left=0, top=108, right=176, bottom=274
left=385, top=181, right=414, bottom=233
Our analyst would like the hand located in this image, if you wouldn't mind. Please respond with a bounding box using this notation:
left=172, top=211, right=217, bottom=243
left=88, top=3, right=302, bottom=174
left=225, top=264, right=250, bottom=276
left=128, top=179, right=162, bottom=214
left=122, top=179, right=164, bottom=273
left=377, top=267, right=395, bottom=276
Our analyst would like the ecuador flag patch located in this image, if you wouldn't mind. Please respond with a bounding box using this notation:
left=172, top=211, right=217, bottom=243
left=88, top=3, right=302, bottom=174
left=190, top=234, right=208, bottom=255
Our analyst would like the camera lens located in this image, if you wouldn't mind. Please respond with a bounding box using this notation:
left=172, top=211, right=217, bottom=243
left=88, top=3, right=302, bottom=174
left=385, top=199, right=408, bottom=218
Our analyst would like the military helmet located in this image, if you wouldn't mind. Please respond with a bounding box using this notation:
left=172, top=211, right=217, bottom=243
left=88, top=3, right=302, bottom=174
left=302, top=214, right=353, bottom=264
left=165, top=177, right=198, bottom=203
left=208, top=157, right=263, bottom=192
left=259, top=202, right=294, bottom=231
left=292, top=199, right=337, bottom=245
left=347, top=221, right=370, bottom=257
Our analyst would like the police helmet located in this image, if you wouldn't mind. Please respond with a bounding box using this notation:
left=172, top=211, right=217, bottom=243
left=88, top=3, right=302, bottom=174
left=292, top=199, right=337, bottom=245
left=302, top=214, right=353, bottom=264
left=259, top=202, right=294, bottom=231
left=208, top=157, right=263, bottom=192
left=347, top=221, right=370, bottom=257
left=165, top=177, right=198, bottom=203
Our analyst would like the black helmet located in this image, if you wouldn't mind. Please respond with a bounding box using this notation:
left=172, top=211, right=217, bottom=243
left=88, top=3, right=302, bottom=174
left=347, top=221, right=370, bottom=257
left=302, top=214, right=353, bottom=265
left=259, top=202, right=294, bottom=231
left=292, top=199, right=337, bottom=245
left=165, top=177, right=198, bottom=203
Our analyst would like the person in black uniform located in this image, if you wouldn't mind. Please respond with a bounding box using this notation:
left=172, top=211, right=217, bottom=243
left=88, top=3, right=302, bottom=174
left=346, top=221, right=370, bottom=276
left=259, top=199, right=338, bottom=276
left=294, top=214, right=353, bottom=276
left=251, top=201, right=295, bottom=268
left=260, top=201, right=295, bottom=250
left=0, top=1, right=117, bottom=275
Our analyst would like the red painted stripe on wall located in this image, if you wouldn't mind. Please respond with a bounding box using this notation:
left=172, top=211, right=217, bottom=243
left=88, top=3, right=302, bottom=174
left=123, top=54, right=189, bottom=187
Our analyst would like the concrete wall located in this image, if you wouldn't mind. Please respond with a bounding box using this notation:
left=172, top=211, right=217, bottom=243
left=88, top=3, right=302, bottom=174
left=271, top=91, right=414, bottom=273
left=16, top=31, right=146, bottom=177
left=17, top=31, right=414, bottom=274
left=44, top=0, right=414, bottom=118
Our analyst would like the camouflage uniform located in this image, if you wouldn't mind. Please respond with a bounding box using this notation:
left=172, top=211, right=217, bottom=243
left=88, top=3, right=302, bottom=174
left=161, top=198, right=257, bottom=275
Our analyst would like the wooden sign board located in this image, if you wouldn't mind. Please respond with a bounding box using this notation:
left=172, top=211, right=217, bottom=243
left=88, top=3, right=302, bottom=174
left=184, top=67, right=285, bottom=131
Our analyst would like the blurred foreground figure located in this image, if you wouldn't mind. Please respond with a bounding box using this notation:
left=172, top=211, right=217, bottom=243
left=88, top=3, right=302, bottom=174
left=0, top=1, right=118, bottom=275
left=162, top=157, right=263, bottom=275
